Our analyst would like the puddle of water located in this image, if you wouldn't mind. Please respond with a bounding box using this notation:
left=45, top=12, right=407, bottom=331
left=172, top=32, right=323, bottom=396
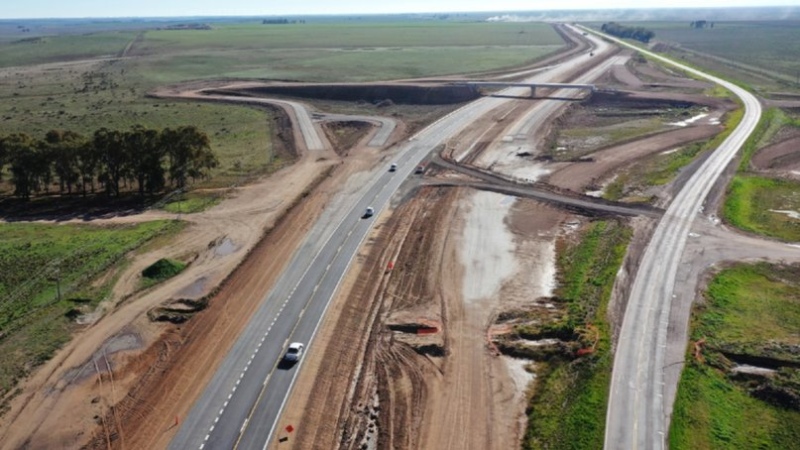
left=770, top=209, right=800, bottom=220
left=669, top=113, right=709, bottom=127
left=504, top=357, right=536, bottom=391
left=731, top=364, right=777, bottom=376
left=585, top=175, right=618, bottom=198
left=214, top=237, right=239, bottom=257
left=460, top=191, right=516, bottom=305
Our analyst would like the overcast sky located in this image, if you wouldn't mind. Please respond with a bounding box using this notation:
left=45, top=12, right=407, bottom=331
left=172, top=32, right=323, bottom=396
left=1, top=0, right=797, bottom=19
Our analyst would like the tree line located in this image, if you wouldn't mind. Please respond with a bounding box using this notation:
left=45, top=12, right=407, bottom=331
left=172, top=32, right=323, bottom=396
left=0, top=126, right=218, bottom=200
left=601, top=22, right=655, bottom=44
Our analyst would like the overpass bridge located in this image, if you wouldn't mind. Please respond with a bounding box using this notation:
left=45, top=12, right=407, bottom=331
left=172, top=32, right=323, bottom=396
left=455, top=81, right=596, bottom=98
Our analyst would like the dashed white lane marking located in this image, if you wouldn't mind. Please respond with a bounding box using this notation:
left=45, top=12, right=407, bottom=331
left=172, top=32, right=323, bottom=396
left=200, top=177, right=380, bottom=448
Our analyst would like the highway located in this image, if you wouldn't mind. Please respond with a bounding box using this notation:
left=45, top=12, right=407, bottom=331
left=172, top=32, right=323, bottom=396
left=171, top=28, right=614, bottom=450
left=588, top=28, right=764, bottom=450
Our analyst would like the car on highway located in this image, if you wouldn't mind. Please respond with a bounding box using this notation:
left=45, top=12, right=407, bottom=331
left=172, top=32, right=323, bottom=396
left=389, top=163, right=397, bottom=172
left=363, top=206, right=375, bottom=218
left=283, top=342, right=304, bottom=363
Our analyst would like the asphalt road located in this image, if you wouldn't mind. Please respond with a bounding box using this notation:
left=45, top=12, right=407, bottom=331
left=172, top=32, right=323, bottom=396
left=191, top=94, right=328, bottom=152
left=589, top=29, right=763, bottom=450
left=171, top=28, right=613, bottom=450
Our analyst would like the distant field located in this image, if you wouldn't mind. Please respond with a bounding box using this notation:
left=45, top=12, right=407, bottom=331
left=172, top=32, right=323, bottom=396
left=0, top=21, right=563, bottom=187
left=615, top=21, right=800, bottom=91
left=47, top=22, right=561, bottom=83
left=0, top=31, right=137, bottom=67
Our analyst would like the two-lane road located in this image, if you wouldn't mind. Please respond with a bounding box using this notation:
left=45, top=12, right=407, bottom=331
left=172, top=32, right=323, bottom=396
left=587, top=27, right=763, bottom=450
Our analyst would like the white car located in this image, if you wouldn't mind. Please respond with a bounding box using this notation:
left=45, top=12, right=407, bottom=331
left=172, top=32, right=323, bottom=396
left=283, top=342, right=304, bottom=362
left=364, top=206, right=375, bottom=217
left=389, top=163, right=397, bottom=172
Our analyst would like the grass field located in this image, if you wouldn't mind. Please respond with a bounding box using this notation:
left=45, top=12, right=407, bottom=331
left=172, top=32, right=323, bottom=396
left=525, top=220, right=631, bottom=450
left=670, top=263, right=800, bottom=450
left=723, top=176, right=800, bottom=242
left=0, top=220, right=184, bottom=410
left=0, top=31, right=138, bottom=67
left=0, top=62, right=279, bottom=189
left=629, top=21, right=800, bottom=92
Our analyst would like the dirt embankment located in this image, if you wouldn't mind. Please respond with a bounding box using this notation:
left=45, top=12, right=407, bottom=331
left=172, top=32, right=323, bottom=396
left=208, top=83, right=481, bottom=105
left=751, top=131, right=800, bottom=176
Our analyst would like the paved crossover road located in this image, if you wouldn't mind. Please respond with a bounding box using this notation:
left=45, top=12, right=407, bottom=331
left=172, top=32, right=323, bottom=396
left=171, top=28, right=614, bottom=450
left=589, top=28, right=763, bottom=450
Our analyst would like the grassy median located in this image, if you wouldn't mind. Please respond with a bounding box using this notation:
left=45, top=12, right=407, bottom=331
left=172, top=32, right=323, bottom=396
left=525, top=220, right=631, bottom=450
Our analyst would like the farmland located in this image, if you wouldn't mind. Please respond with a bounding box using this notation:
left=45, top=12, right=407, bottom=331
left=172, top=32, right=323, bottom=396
left=626, top=21, right=800, bottom=92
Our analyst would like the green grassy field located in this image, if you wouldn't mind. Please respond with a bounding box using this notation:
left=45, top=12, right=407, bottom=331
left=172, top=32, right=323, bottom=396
left=670, top=263, right=800, bottom=450
left=0, top=31, right=138, bottom=67
left=126, top=22, right=562, bottom=83
left=723, top=176, right=800, bottom=242
left=0, top=220, right=184, bottom=410
left=525, top=221, right=631, bottom=450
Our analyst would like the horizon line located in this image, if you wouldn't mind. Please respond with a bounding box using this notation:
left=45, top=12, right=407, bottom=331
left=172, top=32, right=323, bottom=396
left=1, top=4, right=797, bottom=22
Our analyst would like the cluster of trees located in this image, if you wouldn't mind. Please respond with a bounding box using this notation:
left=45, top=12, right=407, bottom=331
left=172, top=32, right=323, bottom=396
left=690, top=20, right=715, bottom=29
left=0, top=126, right=218, bottom=200
left=601, top=22, right=655, bottom=44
